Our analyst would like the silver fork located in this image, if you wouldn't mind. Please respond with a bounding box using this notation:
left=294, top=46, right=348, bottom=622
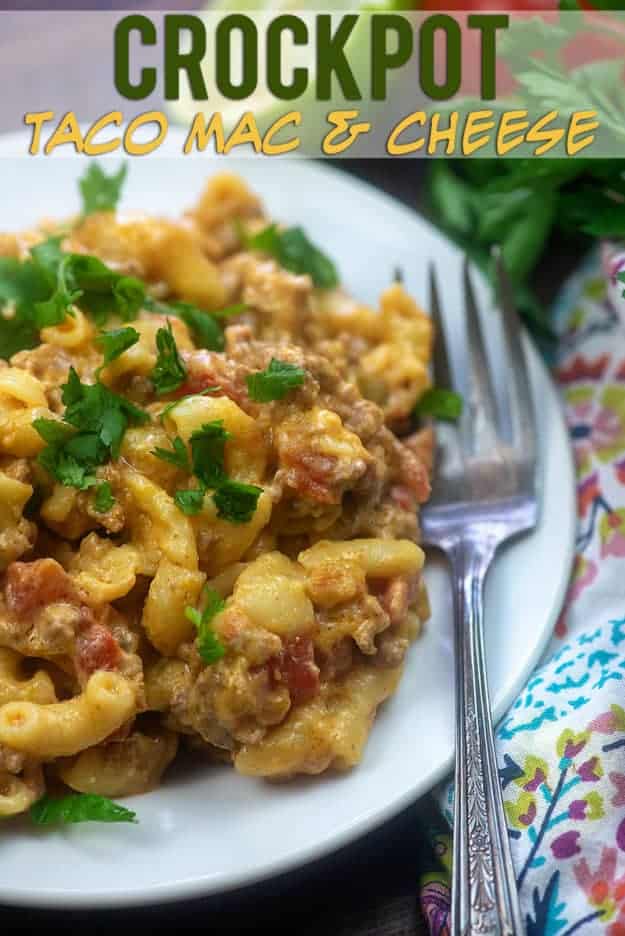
left=421, top=250, right=538, bottom=936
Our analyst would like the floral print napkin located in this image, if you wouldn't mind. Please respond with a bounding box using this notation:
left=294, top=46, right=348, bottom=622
left=419, top=253, right=625, bottom=936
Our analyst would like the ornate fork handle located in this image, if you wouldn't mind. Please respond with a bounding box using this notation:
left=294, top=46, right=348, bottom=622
left=449, top=535, right=524, bottom=936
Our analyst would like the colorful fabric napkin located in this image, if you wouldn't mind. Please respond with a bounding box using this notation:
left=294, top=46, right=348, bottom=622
left=418, top=253, right=625, bottom=936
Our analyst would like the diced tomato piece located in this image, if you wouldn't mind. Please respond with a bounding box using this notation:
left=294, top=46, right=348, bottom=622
left=286, top=453, right=340, bottom=504
left=5, top=559, right=77, bottom=616
left=390, top=484, right=416, bottom=513
left=174, top=354, right=248, bottom=405
left=75, top=623, right=121, bottom=677
left=272, top=636, right=320, bottom=706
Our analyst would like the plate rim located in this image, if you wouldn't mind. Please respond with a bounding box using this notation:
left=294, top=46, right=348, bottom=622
left=0, top=136, right=577, bottom=908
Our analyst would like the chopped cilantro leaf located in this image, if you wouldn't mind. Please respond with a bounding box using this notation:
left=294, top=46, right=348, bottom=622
left=63, top=254, right=145, bottom=327
left=36, top=369, right=148, bottom=489
left=242, top=224, right=339, bottom=289
left=185, top=586, right=226, bottom=665
left=170, top=301, right=225, bottom=352
left=174, top=485, right=206, bottom=515
left=189, top=420, right=230, bottom=487
left=61, top=368, right=149, bottom=459
left=0, top=312, right=39, bottom=360
left=93, top=481, right=115, bottom=513
left=37, top=446, right=98, bottom=491
left=79, top=162, right=128, bottom=217
left=0, top=232, right=147, bottom=358
left=413, top=388, right=463, bottom=423
left=152, top=436, right=191, bottom=472
left=30, top=793, right=136, bottom=826
left=32, top=418, right=75, bottom=446
left=0, top=255, right=53, bottom=358
left=33, top=255, right=81, bottom=328
left=246, top=358, right=306, bottom=402
left=212, top=303, right=247, bottom=319
left=96, top=326, right=139, bottom=367
left=150, top=321, right=187, bottom=396
left=30, top=236, right=65, bottom=285
left=212, top=480, right=262, bottom=524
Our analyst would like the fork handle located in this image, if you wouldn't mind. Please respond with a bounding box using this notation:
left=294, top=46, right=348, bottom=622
left=449, top=538, right=524, bottom=936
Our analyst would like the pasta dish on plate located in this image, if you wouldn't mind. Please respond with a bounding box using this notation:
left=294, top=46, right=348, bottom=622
left=0, top=167, right=436, bottom=825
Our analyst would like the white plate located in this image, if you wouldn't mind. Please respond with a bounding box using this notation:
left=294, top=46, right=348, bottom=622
left=0, top=139, right=576, bottom=908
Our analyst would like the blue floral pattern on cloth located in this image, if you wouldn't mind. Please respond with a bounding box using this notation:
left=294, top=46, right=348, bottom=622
left=421, top=256, right=625, bottom=936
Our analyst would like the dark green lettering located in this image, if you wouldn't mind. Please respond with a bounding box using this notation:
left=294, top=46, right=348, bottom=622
left=216, top=15, right=258, bottom=100
left=467, top=14, right=509, bottom=100
left=419, top=14, right=461, bottom=101
left=371, top=14, right=413, bottom=101
left=316, top=15, right=360, bottom=101
left=164, top=15, right=208, bottom=101
left=114, top=15, right=157, bottom=101
left=267, top=16, right=308, bottom=100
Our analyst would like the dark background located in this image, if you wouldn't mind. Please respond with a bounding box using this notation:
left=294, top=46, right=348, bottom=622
left=0, top=4, right=581, bottom=932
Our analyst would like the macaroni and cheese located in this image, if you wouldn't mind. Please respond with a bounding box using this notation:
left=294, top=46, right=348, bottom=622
left=0, top=170, right=433, bottom=817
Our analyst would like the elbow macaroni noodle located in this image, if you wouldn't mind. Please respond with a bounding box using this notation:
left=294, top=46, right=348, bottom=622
left=0, top=172, right=434, bottom=816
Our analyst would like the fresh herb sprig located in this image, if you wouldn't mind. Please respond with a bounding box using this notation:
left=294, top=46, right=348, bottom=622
left=30, top=793, right=136, bottom=826
left=79, top=162, right=128, bottom=216
left=185, top=586, right=226, bottom=665
left=241, top=223, right=339, bottom=289
left=150, top=321, right=187, bottom=396
left=34, top=367, right=149, bottom=490
left=427, top=13, right=625, bottom=345
left=414, top=388, right=463, bottom=423
left=246, top=358, right=306, bottom=402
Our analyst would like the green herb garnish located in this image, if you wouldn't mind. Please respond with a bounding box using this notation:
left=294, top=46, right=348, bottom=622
left=185, top=587, right=226, bottom=665
left=34, top=368, right=148, bottom=489
left=189, top=420, right=230, bottom=487
left=30, top=793, right=136, bottom=826
left=79, top=162, right=128, bottom=217
left=150, top=322, right=187, bottom=396
left=93, top=481, right=115, bottom=513
left=414, top=388, right=463, bottom=423
left=212, top=479, right=262, bottom=524
left=246, top=358, right=306, bottom=402
left=174, top=486, right=206, bottom=516
left=170, top=301, right=225, bottom=352
left=242, top=224, right=339, bottom=289
left=96, top=326, right=140, bottom=367
left=152, top=436, right=191, bottom=472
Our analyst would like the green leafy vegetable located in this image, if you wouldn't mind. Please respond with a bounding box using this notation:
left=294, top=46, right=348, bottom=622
left=63, top=255, right=145, bottom=326
left=79, top=162, right=128, bottom=216
left=93, top=481, right=115, bottom=513
left=212, top=479, right=262, bottom=524
left=152, top=436, right=191, bottom=472
left=34, top=255, right=81, bottom=328
left=150, top=322, right=187, bottom=396
left=0, top=254, right=55, bottom=358
left=185, top=587, right=226, bottom=665
left=96, top=326, right=140, bottom=367
left=212, top=303, right=247, bottom=319
left=189, top=420, right=230, bottom=487
left=246, top=358, right=306, bottom=402
left=30, top=793, right=136, bottom=826
left=35, top=368, right=148, bottom=489
left=425, top=12, right=625, bottom=345
left=414, top=388, right=463, bottom=423
left=242, top=224, right=339, bottom=289
left=170, top=301, right=225, bottom=352
left=31, top=418, right=75, bottom=446
left=0, top=237, right=147, bottom=359
left=174, top=486, right=206, bottom=515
